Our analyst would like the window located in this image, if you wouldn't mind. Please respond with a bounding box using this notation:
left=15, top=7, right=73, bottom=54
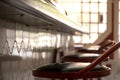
left=55, top=0, right=107, bottom=44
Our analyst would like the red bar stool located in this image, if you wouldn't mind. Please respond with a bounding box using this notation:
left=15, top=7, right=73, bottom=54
left=61, top=40, right=115, bottom=63
left=75, top=40, right=115, bottom=53
left=61, top=40, right=115, bottom=80
left=32, top=42, right=120, bottom=80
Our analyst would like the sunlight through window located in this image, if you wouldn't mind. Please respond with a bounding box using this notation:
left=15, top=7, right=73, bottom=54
left=55, top=0, right=107, bottom=44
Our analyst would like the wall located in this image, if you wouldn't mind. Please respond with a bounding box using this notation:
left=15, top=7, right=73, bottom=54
left=0, top=18, right=72, bottom=80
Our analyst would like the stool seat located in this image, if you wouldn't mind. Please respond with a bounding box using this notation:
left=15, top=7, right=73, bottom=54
left=33, top=62, right=111, bottom=79
left=62, top=53, right=101, bottom=62
left=76, top=48, right=98, bottom=53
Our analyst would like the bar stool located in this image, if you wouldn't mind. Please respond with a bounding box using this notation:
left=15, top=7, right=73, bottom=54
left=75, top=40, right=115, bottom=53
left=61, top=40, right=115, bottom=80
left=61, top=40, right=115, bottom=63
left=32, top=42, right=120, bottom=80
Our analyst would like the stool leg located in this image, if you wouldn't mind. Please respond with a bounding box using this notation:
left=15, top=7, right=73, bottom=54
left=59, top=50, right=64, bottom=63
left=52, top=48, right=58, bottom=63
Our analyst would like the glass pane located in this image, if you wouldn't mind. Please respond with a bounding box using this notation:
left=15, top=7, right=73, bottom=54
left=90, top=3, right=98, bottom=12
left=82, top=3, right=90, bottom=12
left=73, top=36, right=81, bottom=43
left=77, top=14, right=81, bottom=23
left=56, top=0, right=107, bottom=44
left=91, top=0, right=98, bottom=3
left=90, top=24, right=98, bottom=32
left=99, top=24, right=107, bottom=33
left=81, top=24, right=90, bottom=32
left=99, top=3, right=107, bottom=12
left=82, top=0, right=90, bottom=2
left=99, top=0, right=107, bottom=3
left=91, top=14, right=98, bottom=23
left=102, top=14, right=107, bottom=23
left=68, top=12, right=80, bottom=23
left=82, top=34, right=90, bottom=43
left=90, top=33, right=98, bottom=43
left=82, top=13, right=90, bottom=22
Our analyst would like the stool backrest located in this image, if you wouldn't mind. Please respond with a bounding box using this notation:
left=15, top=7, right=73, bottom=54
left=97, top=40, right=115, bottom=53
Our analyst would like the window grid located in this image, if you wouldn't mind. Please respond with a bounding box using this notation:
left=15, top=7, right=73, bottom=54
left=80, top=1, right=107, bottom=43
left=56, top=0, right=107, bottom=44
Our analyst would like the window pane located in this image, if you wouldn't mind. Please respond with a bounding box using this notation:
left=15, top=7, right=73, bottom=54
left=90, top=24, right=98, bottom=32
left=73, top=36, right=81, bottom=43
left=64, top=4, right=81, bottom=12
left=119, top=13, right=120, bottom=22
left=82, top=34, right=90, bottom=43
left=68, top=12, right=81, bottom=23
left=91, top=14, right=98, bottom=23
left=99, top=3, right=107, bottom=12
left=102, top=14, right=107, bottom=23
left=91, top=0, right=98, bottom=3
left=90, top=3, right=98, bottom=12
left=99, top=24, right=107, bottom=33
left=119, top=24, right=120, bottom=35
left=82, top=0, right=90, bottom=2
left=81, top=24, right=90, bottom=32
left=82, top=3, right=90, bottom=12
left=82, top=13, right=90, bottom=22
left=90, top=33, right=98, bottom=43
left=56, top=0, right=107, bottom=44
left=99, top=0, right=107, bottom=3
